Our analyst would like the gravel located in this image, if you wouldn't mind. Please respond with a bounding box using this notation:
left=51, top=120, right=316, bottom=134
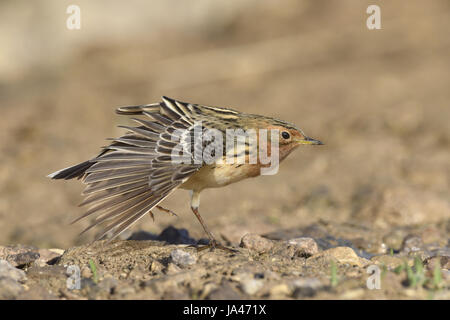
left=170, top=249, right=197, bottom=266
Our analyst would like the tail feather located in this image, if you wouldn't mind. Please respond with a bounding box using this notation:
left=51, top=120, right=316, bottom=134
left=48, top=160, right=93, bottom=180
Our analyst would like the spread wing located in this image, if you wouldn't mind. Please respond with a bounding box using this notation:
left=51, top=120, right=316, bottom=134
left=49, top=97, right=202, bottom=241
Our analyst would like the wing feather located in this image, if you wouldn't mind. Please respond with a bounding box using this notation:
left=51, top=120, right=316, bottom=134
left=50, top=96, right=205, bottom=240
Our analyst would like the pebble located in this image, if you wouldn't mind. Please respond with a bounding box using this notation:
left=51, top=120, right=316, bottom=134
left=340, top=288, right=364, bottom=299
left=287, top=237, right=319, bottom=257
left=269, top=283, right=291, bottom=298
left=150, top=260, right=164, bottom=273
left=170, top=249, right=197, bottom=266
left=81, top=266, right=93, bottom=279
left=401, top=235, right=423, bottom=253
left=308, top=246, right=369, bottom=267
left=371, top=255, right=404, bottom=269
left=165, top=263, right=182, bottom=275
left=240, top=234, right=274, bottom=253
left=0, top=259, right=27, bottom=282
left=425, top=256, right=450, bottom=271
left=239, top=279, right=264, bottom=296
left=0, top=260, right=27, bottom=299
left=0, top=277, right=24, bottom=299
left=382, top=229, right=408, bottom=251
left=0, top=245, right=40, bottom=267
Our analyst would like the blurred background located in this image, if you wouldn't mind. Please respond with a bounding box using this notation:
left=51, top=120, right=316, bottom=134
left=0, top=0, right=449, bottom=248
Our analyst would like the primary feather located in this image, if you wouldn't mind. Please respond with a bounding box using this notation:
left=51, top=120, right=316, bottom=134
left=49, top=96, right=206, bottom=241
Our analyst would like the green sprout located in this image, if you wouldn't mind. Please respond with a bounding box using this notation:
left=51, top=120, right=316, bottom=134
left=330, top=261, right=339, bottom=287
left=404, top=257, right=426, bottom=288
left=432, top=259, right=443, bottom=290
left=89, top=259, right=99, bottom=284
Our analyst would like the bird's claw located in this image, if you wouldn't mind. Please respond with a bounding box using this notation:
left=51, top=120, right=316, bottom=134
left=191, top=239, right=237, bottom=253
left=156, top=205, right=178, bottom=217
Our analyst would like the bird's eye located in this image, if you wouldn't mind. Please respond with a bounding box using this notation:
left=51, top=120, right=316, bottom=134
left=281, top=131, right=290, bottom=139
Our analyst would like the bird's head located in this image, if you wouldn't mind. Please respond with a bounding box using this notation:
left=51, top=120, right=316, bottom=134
left=261, top=118, right=323, bottom=162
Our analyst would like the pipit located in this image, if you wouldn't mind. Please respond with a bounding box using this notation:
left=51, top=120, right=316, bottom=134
left=49, top=96, right=322, bottom=251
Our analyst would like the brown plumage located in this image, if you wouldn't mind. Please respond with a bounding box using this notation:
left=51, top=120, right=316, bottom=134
left=49, top=96, right=322, bottom=250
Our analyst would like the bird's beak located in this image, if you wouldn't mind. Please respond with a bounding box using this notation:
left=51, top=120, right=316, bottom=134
left=294, top=136, right=324, bottom=145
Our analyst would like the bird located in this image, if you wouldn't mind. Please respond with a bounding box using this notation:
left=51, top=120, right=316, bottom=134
left=48, top=96, right=323, bottom=251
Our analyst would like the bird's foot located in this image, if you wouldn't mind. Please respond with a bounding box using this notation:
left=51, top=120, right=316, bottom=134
left=156, top=205, right=178, bottom=217
left=194, top=239, right=237, bottom=253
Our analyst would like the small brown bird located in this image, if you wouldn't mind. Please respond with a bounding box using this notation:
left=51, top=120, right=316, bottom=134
left=49, top=96, right=322, bottom=250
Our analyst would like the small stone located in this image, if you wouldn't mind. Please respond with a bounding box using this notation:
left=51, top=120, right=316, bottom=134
left=170, top=249, right=197, bottom=266
left=287, top=237, right=319, bottom=257
left=48, top=248, right=65, bottom=256
left=425, top=256, right=450, bottom=271
left=371, top=255, right=404, bottom=269
left=341, top=288, right=365, bottom=299
left=0, top=260, right=27, bottom=283
left=81, top=266, right=93, bottom=279
left=9, top=251, right=40, bottom=267
left=199, top=282, right=218, bottom=300
left=150, top=260, right=164, bottom=273
left=119, top=272, right=127, bottom=280
left=240, top=234, right=274, bottom=253
left=0, top=277, right=24, bottom=299
left=383, top=229, right=408, bottom=251
left=165, top=263, right=182, bottom=275
left=239, top=279, right=264, bottom=296
left=308, top=246, right=368, bottom=267
left=401, top=235, right=423, bottom=253
left=269, top=283, right=291, bottom=298
left=0, top=245, right=40, bottom=267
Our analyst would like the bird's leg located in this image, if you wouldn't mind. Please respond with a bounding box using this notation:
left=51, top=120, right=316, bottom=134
left=155, top=205, right=178, bottom=217
left=189, top=191, right=235, bottom=253
left=191, top=207, right=216, bottom=243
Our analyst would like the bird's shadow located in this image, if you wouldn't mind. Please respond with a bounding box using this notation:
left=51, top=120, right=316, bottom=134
left=127, top=225, right=209, bottom=245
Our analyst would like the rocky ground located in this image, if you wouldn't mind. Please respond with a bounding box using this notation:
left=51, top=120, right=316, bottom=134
left=1, top=222, right=448, bottom=300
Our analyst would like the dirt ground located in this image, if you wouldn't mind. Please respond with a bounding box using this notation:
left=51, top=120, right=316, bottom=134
left=0, top=1, right=449, bottom=299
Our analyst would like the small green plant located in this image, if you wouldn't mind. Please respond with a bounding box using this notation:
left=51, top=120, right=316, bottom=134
left=390, top=248, right=394, bottom=257
left=89, top=259, right=99, bottom=284
left=394, top=263, right=405, bottom=274
left=405, top=257, right=426, bottom=288
left=432, top=259, right=443, bottom=290
left=393, top=257, right=444, bottom=291
left=330, top=261, right=339, bottom=287
left=380, top=264, right=388, bottom=279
